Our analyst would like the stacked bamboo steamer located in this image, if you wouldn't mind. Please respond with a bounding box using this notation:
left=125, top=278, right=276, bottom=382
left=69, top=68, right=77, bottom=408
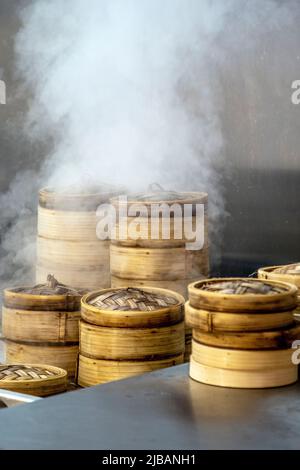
left=186, top=278, right=299, bottom=388
left=110, top=187, right=209, bottom=361
left=77, top=287, right=185, bottom=387
left=37, top=184, right=120, bottom=289
left=258, top=263, right=300, bottom=316
left=2, top=276, right=86, bottom=379
left=0, top=364, right=68, bottom=397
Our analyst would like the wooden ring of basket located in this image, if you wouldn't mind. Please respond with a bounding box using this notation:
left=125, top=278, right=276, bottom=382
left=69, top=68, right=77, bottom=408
left=188, top=278, right=298, bottom=312
left=189, top=357, right=297, bottom=389
left=192, top=321, right=300, bottom=349
left=3, top=287, right=81, bottom=312
left=2, top=307, right=80, bottom=343
left=258, top=265, right=300, bottom=289
left=79, top=320, right=185, bottom=360
left=191, top=340, right=293, bottom=371
left=0, top=363, right=68, bottom=397
left=185, top=301, right=294, bottom=332
left=81, top=287, right=185, bottom=328
left=77, top=354, right=184, bottom=387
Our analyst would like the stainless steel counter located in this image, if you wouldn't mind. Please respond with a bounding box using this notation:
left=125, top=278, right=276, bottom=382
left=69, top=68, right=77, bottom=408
left=0, top=364, right=299, bottom=450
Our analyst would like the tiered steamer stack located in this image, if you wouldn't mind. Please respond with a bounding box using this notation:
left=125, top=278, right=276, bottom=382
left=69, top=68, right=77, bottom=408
left=258, top=263, right=300, bottom=316
left=186, top=278, right=299, bottom=388
left=37, top=185, right=120, bottom=289
left=110, top=188, right=209, bottom=361
left=2, top=276, right=86, bottom=379
left=78, top=287, right=185, bottom=387
left=0, top=364, right=68, bottom=397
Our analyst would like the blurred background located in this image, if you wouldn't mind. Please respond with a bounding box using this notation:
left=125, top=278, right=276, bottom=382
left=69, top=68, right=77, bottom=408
left=0, top=0, right=299, bottom=278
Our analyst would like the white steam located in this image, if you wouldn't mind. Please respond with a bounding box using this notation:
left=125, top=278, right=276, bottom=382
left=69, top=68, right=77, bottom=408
left=0, top=0, right=296, bottom=288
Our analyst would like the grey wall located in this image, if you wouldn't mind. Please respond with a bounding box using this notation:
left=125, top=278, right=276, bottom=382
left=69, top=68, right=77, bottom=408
left=0, top=0, right=299, bottom=277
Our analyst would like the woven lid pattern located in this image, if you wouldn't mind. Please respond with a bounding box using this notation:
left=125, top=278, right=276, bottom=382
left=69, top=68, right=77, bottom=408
left=274, top=263, right=300, bottom=275
left=0, top=365, right=58, bottom=381
left=199, top=280, right=286, bottom=295
left=88, top=288, right=178, bottom=311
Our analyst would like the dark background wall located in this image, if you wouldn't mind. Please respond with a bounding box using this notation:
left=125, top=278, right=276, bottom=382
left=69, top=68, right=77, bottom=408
left=0, top=0, right=299, bottom=277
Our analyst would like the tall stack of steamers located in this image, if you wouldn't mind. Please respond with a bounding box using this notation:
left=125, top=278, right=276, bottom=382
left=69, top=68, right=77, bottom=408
left=1, top=182, right=300, bottom=397
left=186, top=278, right=299, bottom=388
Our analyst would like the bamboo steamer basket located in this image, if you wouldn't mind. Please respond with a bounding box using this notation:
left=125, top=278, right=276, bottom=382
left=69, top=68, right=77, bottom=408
left=193, top=320, right=300, bottom=349
left=185, top=301, right=294, bottom=332
left=0, top=364, right=68, bottom=397
left=188, top=278, right=298, bottom=312
left=80, top=320, right=184, bottom=360
left=2, top=277, right=85, bottom=378
left=78, top=287, right=185, bottom=386
left=5, top=340, right=78, bottom=379
left=189, top=357, right=297, bottom=389
left=2, top=277, right=84, bottom=343
left=81, top=287, right=185, bottom=328
left=258, top=264, right=300, bottom=315
left=191, top=340, right=294, bottom=371
left=37, top=185, right=120, bottom=289
left=78, top=354, right=184, bottom=387
left=110, top=188, right=209, bottom=278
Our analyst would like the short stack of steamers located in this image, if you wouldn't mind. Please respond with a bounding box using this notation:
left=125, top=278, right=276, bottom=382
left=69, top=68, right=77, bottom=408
left=186, top=278, right=299, bottom=388
left=77, top=287, right=185, bottom=386
left=2, top=276, right=85, bottom=379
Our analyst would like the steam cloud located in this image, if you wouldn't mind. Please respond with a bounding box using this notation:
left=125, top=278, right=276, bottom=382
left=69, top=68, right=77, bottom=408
left=0, top=0, right=296, bottom=288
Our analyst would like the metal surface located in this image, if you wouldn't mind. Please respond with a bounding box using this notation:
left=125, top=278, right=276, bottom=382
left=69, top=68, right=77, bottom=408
left=0, top=364, right=299, bottom=449
left=0, top=389, right=41, bottom=408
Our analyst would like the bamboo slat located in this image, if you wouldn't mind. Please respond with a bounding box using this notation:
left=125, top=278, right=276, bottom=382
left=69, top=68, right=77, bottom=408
left=5, top=340, right=78, bottom=378
left=79, top=320, right=184, bottom=360
left=36, top=265, right=108, bottom=290
left=193, top=321, right=300, bottom=349
left=110, top=245, right=209, bottom=281
left=81, top=287, right=185, bottom=328
left=185, top=301, right=294, bottom=332
left=0, top=364, right=68, bottom=397
left=189, top=357, right=297, bottom=388
left=2, top=307, right=80, bottom=343
left=77, top=354, right=184, bottom=387
left=191, top=340, right=294, bottom=371
left=188, top=278, right=298, bottom=312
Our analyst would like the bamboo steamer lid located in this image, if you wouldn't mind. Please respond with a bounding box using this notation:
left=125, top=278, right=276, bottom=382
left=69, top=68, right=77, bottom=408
left=191, top=340, right=294, bottom=371
left=77, top=354, right=184, bottom=387
left=79, top=320, right=184, bottom=360
left=258, top=264, right=300, bottom=289
left=193, top=320, right=300, bottom=349
left=185, top=301, right=294, bottom=332
left=2, top=276, right=85, bottom=343
left=110, top=276, right=204, bottom=299
left=110, top=186, right=208, bottom=212
left=189, top=357, right=297, bottom=389
left=3, top=275, right=85, bottom=311
left=39, top=184, right=122, bottom=211
left=5, top=340, right=78, bottom=379
left=81, top=287, right=185, bottom=328
left=188, top=278, right=298, bottom=312
left=0, top=364, right=68, bottom=396
left=259, top=264, right=300, bottom=316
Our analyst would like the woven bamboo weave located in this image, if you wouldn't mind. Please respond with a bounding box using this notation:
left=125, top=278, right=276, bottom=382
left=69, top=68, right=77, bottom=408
left=88, top=288, right=178, bottom=311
